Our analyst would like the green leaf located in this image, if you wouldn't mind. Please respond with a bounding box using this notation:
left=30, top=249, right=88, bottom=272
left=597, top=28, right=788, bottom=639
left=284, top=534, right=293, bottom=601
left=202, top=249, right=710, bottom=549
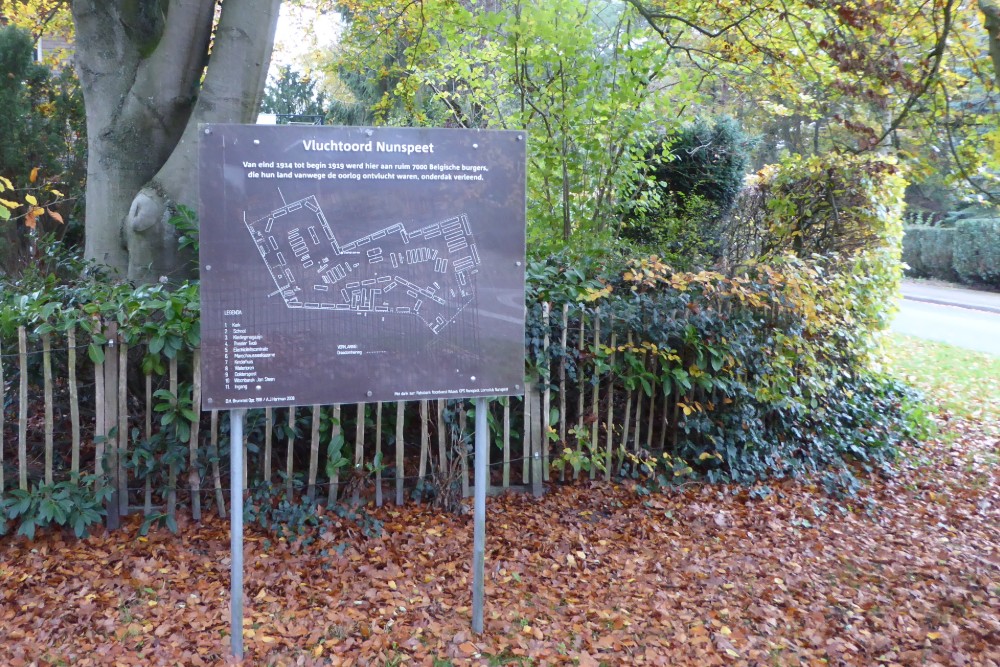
left=88, top=343, right=105, bottom=365
left=17, top=518, right=37, bottom=541
left=149, top=335, right=165, bottom=355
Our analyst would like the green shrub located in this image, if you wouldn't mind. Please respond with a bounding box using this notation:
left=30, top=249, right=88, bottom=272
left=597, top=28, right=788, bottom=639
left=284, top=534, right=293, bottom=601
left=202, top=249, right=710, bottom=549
left=902, top=225, right=957, bottom=281
left=1, top=474, right=111, bottom=539
left=953, top=218, right=1000, bottom=287
left=620, top=117, right=754, bottom=263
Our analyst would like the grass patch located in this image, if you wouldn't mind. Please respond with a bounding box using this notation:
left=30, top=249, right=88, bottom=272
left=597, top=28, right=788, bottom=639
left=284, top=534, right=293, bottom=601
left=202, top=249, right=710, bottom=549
left=881, top=333, right=1000, bottom=423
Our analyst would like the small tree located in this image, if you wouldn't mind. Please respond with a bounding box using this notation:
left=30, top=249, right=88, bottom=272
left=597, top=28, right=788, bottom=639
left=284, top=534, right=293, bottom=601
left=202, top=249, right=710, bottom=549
left=0, top=25, right=85, bottom=275
left=261, top=65, right=329, bottom=120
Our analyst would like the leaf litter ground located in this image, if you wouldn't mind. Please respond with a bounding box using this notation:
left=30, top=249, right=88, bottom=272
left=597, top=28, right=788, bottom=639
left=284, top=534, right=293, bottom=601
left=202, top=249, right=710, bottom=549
left=2, top=416, right=998, bottom=666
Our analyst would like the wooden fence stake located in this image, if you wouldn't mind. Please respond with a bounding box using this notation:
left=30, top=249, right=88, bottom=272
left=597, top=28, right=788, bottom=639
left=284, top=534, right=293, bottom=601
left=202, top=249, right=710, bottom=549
left=42, top=333, right=53, bottom=486
left=93, top=326, right=105, bottom=492
left=103, top=323, right=120, bottom=529
left=354, top=403, right=366, bottom=504
left=620, top=332, right=633, bottom=461
left=558, top=303, right=569, bottom=449
left=590, top=309, right=601, bottom=479
left=436, top=399, right=447, bottom=483
left=68, top=328, right=80, bottom=476
left=166, top=355, right=178, bottom=522
left=307, top=404, right=321, bottom=502
left=18, top=326, right=28, bottom=491
left=605, top=326, right=616, bottom=480
left=0, top=336, right=4, bottom=493
left=143, top=373, right=152, bottom=515
left=659, top=375, right=669, bottom=453
left=327, top=404, right=342, bottom=504
left=521, top=393, right=530, bottom=485
left=189, top=350, right=202, bottom=521
left=632, top=362, right=644, bottom=454
left=286, top=407, right=296, bottom=500
left=502, top=398, right=511, bottom=489
left=575, top=310, right=586, bottom=480
left=529, top=383, right=544, bottom=497
left=118, top=340, right=129, bottom=516
left=460, top=404, right=470, bottom=498
left=418, top=400, right=429, bottom=492
left=646, top=372, right=656, bottom=451
left=264, top=407, right=273, bottom=483
left=542, top=302, right=551, bottom=481
left=375, top=402, right=383, bottom=507
left=210, top=410, right=226, bottom=517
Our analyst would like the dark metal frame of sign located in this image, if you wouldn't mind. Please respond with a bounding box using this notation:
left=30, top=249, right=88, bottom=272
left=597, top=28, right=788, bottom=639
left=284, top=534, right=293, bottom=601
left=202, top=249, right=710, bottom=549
left=198, top=124, right=527, bottom=410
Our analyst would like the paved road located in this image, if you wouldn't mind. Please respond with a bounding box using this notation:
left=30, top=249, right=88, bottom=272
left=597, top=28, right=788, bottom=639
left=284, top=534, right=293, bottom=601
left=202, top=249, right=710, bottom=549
left=892, top=281, right=1000, bottom=356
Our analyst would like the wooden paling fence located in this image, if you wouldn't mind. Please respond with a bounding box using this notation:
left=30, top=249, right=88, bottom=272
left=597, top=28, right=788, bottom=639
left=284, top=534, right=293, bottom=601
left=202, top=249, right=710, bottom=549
left=1, top=303, right=713, bottom=528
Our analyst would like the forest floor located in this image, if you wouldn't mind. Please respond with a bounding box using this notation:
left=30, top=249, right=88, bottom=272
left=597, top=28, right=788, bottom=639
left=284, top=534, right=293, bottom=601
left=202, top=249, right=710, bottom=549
left=1, top=337, right=999, bottom=666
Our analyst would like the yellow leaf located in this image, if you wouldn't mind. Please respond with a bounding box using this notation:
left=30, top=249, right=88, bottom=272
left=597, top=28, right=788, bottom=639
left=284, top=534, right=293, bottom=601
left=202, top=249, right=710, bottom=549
left=0, top=175, right=12, bottom=190
left=388, top=580, right=397, bottom=591
left=312, top=643, right=324, bottom=657
left=32, top=206, right=44, bottom=217
left=927, top=632, right=942, bottom=641
left=50, top=189, right=64, bottom=197
left=0, top=198, right=18, bottom=208
left=29, top=167, right=39, bottom=183
left=698, top=452, right=713, bottom=461
left=259, top=635, right=276, bottom=643
left=25, top=194, right=37, bottom=206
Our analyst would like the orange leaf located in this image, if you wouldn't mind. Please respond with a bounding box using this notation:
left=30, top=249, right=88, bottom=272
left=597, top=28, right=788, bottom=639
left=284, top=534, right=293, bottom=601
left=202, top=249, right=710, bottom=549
left=25, top=210, right=37, bottom=230
left=29, top=166, right=39, bottom=183
left=47, top=209, right=64, bottom=224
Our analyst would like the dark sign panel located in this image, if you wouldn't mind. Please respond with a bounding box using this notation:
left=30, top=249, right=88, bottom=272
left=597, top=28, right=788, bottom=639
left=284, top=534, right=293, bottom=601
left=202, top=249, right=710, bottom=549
left=199, top=125, right=527, bottom=409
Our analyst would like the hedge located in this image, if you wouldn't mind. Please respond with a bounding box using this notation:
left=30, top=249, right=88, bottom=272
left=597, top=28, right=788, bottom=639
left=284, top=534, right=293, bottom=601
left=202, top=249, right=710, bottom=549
left=953, top=218, right=1000, bottom=288
left=902, top=225, right=957, bottom=282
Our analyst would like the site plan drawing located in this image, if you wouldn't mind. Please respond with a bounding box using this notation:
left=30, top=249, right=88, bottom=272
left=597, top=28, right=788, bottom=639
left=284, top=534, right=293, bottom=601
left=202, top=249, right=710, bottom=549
left=245, top=194, right=479, bottom=335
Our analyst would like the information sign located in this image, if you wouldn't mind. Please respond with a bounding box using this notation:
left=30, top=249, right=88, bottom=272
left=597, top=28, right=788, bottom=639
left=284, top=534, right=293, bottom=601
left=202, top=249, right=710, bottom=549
left=199, top=125, right=527, bottom=408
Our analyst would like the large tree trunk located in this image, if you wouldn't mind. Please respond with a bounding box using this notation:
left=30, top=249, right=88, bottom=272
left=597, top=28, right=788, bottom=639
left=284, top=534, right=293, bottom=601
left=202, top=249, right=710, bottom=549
left=983, top=0, right=1000, bottom=87
left=72, top=0, right=280, bottom=283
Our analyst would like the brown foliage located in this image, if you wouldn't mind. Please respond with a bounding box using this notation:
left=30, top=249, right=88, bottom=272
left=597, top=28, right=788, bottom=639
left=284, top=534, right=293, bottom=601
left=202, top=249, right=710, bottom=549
left=1, top=418, right=998, bottom=666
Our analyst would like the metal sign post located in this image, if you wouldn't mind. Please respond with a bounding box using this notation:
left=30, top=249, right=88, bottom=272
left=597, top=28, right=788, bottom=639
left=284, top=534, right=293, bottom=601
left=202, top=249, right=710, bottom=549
left=472, top=397, right=488, bottom=633
left=230, top=408, right=245, bottom=660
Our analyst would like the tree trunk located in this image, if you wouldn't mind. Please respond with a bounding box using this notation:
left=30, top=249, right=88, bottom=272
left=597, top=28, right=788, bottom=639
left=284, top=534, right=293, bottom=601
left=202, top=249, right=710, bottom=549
left=983, top=0, right=1000, bottom=86
left=72, top=0, right=281, bottom=283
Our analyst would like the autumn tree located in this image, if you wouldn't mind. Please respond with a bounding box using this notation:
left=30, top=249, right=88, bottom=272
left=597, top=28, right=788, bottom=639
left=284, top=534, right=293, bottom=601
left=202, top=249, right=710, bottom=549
left=334, top=0, right=673, bottom=250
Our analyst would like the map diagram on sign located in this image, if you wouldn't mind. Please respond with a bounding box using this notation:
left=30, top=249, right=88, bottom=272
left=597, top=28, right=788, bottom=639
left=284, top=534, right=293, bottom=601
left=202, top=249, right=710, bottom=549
left=244, top=193, right=480, bottom=335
